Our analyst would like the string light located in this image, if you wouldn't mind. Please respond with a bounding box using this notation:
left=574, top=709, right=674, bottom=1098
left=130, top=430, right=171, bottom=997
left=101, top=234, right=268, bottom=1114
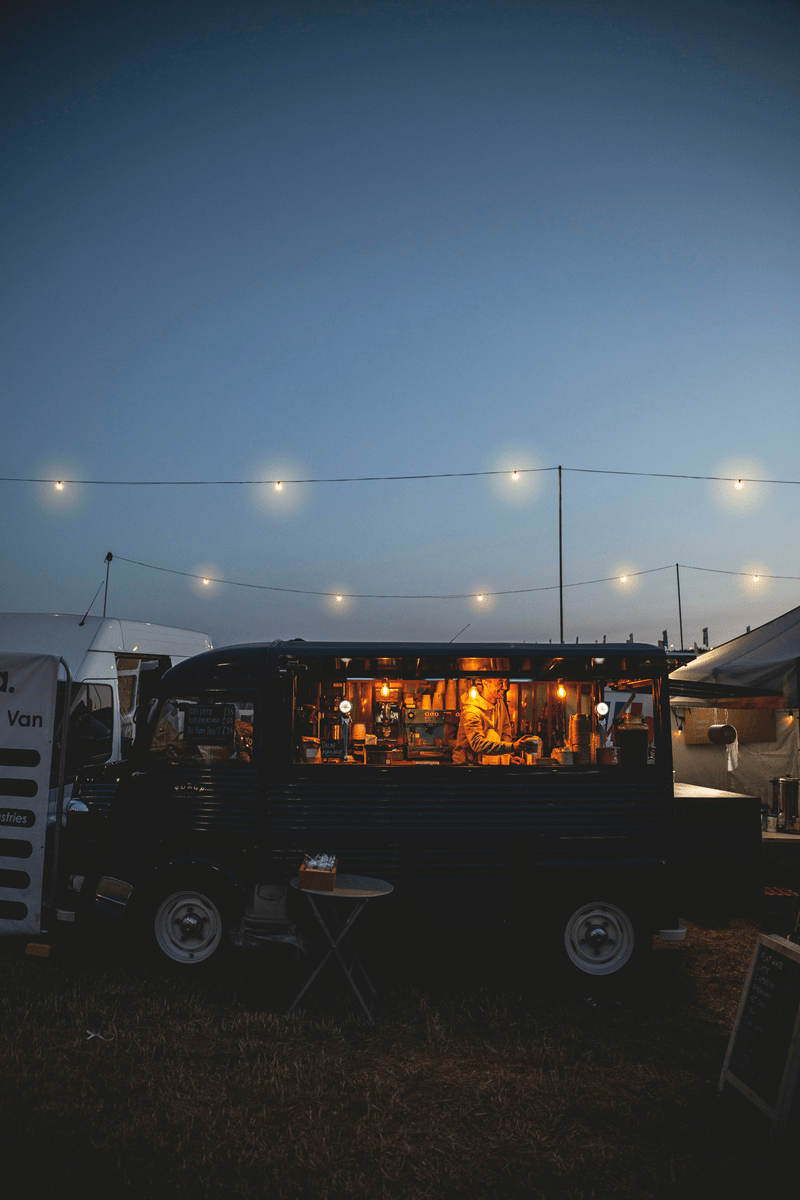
left=752, top=575, right=759, bottom=582
left=275, top=482, right=282, bottom=491
left=511, top=470, right=519, bottom=480
left=620, top=576, right=627, bottom=582
left=109, top=555, right=800, bottom=602
left=735, top=480, right=744, bottom=489
left=55, top=481, right=64, bottom=490
left=7, top=466, right=800, bottom=488
left=203, top=578, right=210, bottom=585
left=476, top=594, right=484, bottom=602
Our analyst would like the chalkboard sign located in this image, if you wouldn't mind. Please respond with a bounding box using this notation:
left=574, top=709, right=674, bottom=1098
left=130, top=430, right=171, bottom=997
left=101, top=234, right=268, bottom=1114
left=185, top=705, right=236, bottom=746
left=320, top=738, right=342, bottom=761
left=719, top=934, right=800, bottom=1138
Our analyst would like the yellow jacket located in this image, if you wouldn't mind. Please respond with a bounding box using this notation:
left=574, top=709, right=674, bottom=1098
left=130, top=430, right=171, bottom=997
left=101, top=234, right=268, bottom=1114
left=452, top=691, right=514, bottom=765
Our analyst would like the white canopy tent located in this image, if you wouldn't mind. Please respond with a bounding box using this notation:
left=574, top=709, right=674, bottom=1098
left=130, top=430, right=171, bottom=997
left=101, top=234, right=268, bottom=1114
left=669, top=606, right=800, bottom=803
left=670, top=605, right=800, bottom=708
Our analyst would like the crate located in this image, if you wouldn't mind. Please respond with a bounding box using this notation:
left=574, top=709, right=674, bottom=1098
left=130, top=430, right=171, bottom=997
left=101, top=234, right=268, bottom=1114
left=298, top=857, right=338, bottom=892
left=762, top=887, right=800, bottom=936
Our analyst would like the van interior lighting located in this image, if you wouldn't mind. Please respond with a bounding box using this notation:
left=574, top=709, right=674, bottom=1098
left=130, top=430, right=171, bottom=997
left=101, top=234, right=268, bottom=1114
left=596, top=701, right=609, bottom=716
left=338, top=699, right=352, bottom=714
left=557, top=681, right=566, bottom=698
left=381, top=681, right=389, bottom=697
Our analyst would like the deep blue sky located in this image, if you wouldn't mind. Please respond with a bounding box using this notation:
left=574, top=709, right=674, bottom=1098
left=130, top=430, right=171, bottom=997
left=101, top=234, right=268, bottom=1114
left=2, top=0, right=798, bottom=649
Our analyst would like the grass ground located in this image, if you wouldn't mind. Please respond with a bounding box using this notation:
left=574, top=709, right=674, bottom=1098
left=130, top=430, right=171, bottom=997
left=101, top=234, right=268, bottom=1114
left=1, top=917, right=798, bottom=1199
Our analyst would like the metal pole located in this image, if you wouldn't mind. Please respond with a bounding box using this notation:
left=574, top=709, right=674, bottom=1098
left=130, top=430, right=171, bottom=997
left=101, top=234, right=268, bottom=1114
left=103, top=552, right=113, bottom=617
left=558, top=466, right=564, bottom=642
left=676, top=563, right=684, bottom=650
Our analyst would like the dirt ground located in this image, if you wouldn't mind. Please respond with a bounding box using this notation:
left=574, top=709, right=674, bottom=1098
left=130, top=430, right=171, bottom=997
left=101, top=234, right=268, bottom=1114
left=1, top=916, right=798, bottom=1199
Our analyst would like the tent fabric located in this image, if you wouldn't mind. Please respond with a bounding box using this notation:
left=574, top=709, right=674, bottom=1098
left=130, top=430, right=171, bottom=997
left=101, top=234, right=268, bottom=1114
left=671, top=707, right=800, bottom=805
left=669, top=605, right=800, bottom=707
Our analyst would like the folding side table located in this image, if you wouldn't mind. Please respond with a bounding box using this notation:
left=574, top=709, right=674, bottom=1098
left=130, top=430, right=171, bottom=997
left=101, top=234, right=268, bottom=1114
left=286, top=874, right=393, bottom=1025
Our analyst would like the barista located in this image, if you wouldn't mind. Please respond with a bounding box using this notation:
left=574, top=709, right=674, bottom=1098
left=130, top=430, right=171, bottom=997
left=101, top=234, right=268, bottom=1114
left=452, top=678, right=533, bottom=765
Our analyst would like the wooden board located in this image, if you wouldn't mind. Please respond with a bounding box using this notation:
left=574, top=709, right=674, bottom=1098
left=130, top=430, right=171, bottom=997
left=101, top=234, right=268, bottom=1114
left=719, top=933, right=800, bottom=1139
left=685, top=707, right=775, bottom=745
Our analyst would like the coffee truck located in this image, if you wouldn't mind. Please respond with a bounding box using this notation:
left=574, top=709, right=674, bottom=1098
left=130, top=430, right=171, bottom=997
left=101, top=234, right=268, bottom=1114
left=49, top=638, right=762, bottom=980
left=0, top=616, right=212, bottom=941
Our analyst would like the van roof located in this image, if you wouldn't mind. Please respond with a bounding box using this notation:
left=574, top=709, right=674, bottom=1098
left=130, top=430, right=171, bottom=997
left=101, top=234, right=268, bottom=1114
left=162, top=640, right=667, bottom=690
left=0, top=614, right=212, bottom=676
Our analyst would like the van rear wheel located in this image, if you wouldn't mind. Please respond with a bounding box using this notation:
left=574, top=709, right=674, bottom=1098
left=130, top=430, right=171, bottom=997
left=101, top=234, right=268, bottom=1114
left=562, top=901, right=641, bottom=978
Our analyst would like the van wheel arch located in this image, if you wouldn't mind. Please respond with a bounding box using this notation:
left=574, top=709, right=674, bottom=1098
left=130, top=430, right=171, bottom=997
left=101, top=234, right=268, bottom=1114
left=132, top=864, right=246, bottom=968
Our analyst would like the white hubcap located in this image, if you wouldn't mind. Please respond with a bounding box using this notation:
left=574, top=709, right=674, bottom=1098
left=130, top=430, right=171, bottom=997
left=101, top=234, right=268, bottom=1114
left=154, top=890, right=222, bottom=963
left=564, top=902, right=635, bottom=975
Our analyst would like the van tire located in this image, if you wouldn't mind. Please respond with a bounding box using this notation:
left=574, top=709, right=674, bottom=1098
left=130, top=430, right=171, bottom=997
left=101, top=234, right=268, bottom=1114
left=137, top=874, right=240, bottom=968
left=560, top=899, right=646, bottom=980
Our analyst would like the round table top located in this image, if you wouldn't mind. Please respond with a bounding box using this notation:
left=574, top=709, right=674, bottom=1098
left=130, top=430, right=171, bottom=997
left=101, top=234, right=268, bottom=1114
left=291, top=873, right=393, bottom=899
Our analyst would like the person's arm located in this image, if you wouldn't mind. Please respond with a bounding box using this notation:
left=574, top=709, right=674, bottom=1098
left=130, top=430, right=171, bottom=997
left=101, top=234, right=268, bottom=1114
left=461, top=706, right=513, bottom=756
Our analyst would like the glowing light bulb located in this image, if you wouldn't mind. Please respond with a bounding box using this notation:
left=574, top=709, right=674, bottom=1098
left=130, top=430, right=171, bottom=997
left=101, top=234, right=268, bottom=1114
left=203, top=578, right=210, bottom=585
left=335, top=595, right=342, bottom=602
left=381, top=683, right=389, bottom=697
left=275, top=481, right=283, bottom=491
left=476, top=594, right=484, bottom=602
left=557, top=683, right=566, bottom=698
left=620, top=576, right=627, bottom=583
left=469, top=687, right=478, bottom=699
left=735, top=479, right=744, bottom=490
left=55, top=481, right=64, bottom=490
left=752, top=575, right=759, bottom=582
left=511, top=470, right=519, bottom=480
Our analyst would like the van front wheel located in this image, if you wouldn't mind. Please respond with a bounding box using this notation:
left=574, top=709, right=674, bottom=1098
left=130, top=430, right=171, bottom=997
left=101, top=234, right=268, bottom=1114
left=151, top=887, right=227, bottom=966
left=562, top=901, right=639, bottom=977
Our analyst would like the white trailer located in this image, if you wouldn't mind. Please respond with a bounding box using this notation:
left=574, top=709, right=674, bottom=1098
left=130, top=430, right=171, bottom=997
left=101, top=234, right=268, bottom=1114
left=0, top=616, right=212, bottom=938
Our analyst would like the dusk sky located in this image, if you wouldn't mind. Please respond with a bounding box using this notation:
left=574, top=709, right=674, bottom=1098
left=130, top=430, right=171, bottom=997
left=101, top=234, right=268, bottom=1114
left=2, top=0, right=798, bottom=651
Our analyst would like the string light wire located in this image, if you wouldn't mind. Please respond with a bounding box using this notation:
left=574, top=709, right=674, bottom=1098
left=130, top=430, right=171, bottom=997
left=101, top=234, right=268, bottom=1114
left=3, top=466, right=800, bottom=487
left=111, top=556, right=800, bottom=601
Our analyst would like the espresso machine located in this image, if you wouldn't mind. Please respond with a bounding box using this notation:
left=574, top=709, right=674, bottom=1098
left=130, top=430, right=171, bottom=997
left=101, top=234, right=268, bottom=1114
left=402, top=706, right=459, bottom=761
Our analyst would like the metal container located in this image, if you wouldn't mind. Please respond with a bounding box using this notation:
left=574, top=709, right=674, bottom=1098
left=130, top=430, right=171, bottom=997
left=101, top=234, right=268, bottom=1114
left=614, top=713, right=649, bottom=769
left=777, top=777, right=800, bottom=833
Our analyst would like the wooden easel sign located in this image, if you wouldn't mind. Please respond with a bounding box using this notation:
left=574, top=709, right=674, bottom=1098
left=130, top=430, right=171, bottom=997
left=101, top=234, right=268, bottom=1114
left=719, top=933, right=800, bottom=1139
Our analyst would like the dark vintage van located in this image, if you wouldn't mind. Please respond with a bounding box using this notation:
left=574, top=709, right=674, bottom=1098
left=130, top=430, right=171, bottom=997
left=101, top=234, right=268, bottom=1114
left=61, top=639, right=727, bottom=979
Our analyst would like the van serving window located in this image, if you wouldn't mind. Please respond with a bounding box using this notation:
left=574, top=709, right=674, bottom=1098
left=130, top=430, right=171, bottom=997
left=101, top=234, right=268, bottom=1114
left=150, top=696, right=254, bottom=765
left=290, top=655, right=657, bottom=767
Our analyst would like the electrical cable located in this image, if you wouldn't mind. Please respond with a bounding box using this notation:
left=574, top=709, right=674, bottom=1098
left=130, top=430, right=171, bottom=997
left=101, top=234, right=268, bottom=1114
left=111, top=556, right=792, bottom=601
left=2, top=466, right=799, bottom=487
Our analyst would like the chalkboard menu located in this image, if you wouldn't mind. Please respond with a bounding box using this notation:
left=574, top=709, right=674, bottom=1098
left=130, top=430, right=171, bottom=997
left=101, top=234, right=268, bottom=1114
left=185, top=705, right=236, bottom=746
left=320, top=738, right=342, bottom=761
left=719, top=934, right=800, bottom=1138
